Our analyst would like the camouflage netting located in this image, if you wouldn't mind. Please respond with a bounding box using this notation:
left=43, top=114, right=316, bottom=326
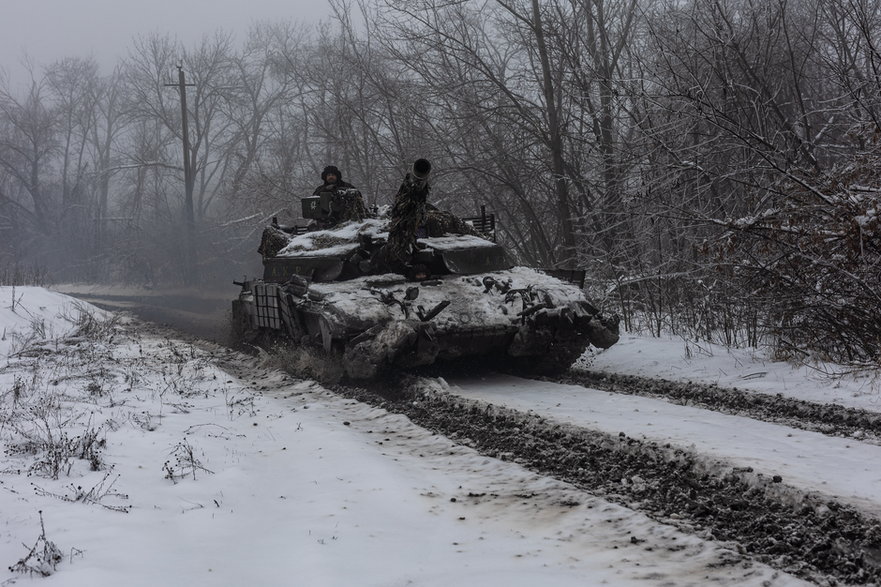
left=424, top=209, right=480, bottom=238
left=386, top=170, right=479, bottom=268
left=257, top=226, right=291, bottom=258
left=312, top=189, right=369, bottom=228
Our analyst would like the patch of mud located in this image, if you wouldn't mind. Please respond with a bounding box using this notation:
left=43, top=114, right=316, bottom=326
left=107, top=316, right=881, bottom=584
left=558, top=369, right=881, bottom=444
left=334, top=376, right=881, bottom=586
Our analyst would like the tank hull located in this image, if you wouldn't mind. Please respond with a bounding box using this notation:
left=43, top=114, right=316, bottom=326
left=232, top=265, right=618, bottom=380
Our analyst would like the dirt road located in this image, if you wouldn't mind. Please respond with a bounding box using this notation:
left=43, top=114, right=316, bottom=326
left=52, top=283, right=234, bottom=344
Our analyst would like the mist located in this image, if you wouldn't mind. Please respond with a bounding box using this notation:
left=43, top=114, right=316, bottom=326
left=4, top=0, right=881, bottom=364
left=1, top=0, right=333, bottom=82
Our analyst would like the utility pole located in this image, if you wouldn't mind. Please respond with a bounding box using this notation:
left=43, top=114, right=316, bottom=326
left=165, top=64, right=198, bottom=283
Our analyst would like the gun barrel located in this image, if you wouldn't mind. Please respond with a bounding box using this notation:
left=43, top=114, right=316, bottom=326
left=413, top=158, right=431, bottom=181
left=406, top=158, right=432, bottom=192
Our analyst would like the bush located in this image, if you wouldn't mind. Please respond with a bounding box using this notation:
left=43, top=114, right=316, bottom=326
left=716, top=145, right=881, bottom=362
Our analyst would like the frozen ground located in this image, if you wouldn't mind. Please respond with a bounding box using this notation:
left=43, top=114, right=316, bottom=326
left=2, top=287, right=875, bottom=586
left=586, top=333, right=881, bottom=411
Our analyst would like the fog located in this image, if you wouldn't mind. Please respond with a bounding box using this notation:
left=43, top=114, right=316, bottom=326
left=4, top=0, right=880, bottom=369
left=1, top=0, right=332, bottom=82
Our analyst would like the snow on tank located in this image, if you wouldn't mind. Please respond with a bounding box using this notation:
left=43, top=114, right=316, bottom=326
left=233, top=169, right=618, bottom=381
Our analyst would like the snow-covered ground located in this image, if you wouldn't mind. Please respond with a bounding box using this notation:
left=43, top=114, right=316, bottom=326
left=586, top=333, right=881, bottom=411
left=2, top=287, right=876, bottom=586
left=447, top=364, right=881, bottom=519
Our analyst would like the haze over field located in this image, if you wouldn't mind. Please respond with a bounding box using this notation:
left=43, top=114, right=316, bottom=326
left=0, top=0, right=332, bottom=81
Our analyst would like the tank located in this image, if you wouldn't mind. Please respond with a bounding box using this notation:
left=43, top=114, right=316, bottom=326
left=232, top=162, right=619, bottom=381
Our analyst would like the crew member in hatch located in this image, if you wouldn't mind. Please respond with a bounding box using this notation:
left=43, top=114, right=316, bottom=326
left=313, top=165, right=356, bottom=195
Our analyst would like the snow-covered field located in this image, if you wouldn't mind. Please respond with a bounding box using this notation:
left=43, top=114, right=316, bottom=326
left=1, top=286, right=876, bottom=586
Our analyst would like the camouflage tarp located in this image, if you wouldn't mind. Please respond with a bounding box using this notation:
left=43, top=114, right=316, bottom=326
left=258, top=225, right=291, bottom=258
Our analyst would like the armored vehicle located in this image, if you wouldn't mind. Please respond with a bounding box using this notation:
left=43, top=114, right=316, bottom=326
left=232, top=162, right=618, bottom=381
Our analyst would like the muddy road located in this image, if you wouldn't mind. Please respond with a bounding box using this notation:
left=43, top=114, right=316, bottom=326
left=51, top=283, right=881, bottom=584
left=53, top=284, right=234, bottom=344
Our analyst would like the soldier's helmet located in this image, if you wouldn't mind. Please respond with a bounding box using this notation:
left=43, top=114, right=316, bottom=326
left=321, top=165, right=342, bottom=183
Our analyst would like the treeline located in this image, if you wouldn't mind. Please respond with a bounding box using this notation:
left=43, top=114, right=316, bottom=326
left=2, top=0, right=880, bottom=362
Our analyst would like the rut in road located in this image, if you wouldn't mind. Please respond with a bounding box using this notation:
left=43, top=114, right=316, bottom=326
left=556, top=369, right=881, bottom=444
left=332, top=375, right=881, bottom=586
left=124, top=317, right=881, bottom=585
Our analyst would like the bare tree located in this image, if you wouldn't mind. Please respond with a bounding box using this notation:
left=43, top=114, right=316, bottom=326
left=0, top=74, right=59, bottom=264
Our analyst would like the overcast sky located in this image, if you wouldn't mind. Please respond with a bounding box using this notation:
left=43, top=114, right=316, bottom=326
left=1, top=0, right=333, bottom=83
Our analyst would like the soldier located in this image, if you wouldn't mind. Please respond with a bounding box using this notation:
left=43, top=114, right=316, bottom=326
left=309, top=165, right=367, bottom=228
left=313, top=165, right=355, bottom=195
